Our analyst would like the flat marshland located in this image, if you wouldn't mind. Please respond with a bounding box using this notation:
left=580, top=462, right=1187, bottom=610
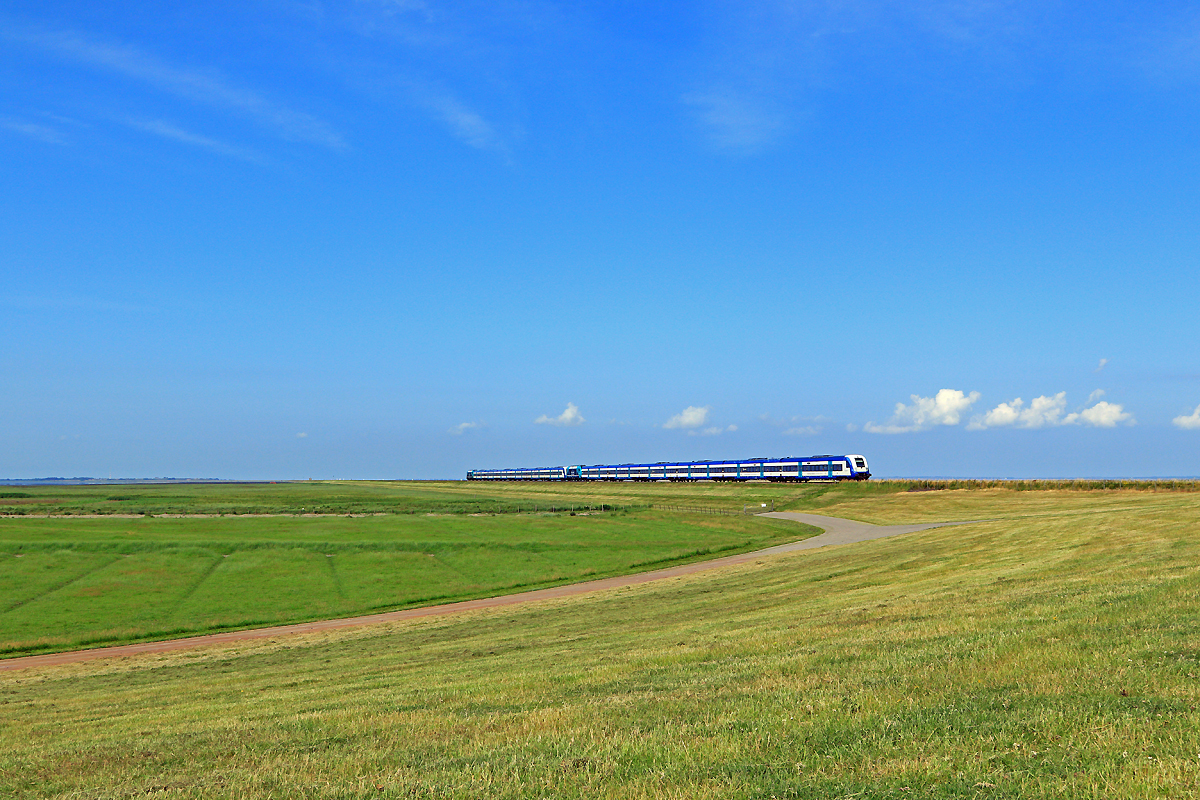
left=2, top=482, right=1200, bottom=797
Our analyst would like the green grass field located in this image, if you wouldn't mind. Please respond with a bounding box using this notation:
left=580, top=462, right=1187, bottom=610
left=2, top=477, right=1191, bottom=517
left=0, top=506, right=813, bottom=656
left=2, top=484, right=1199, bottom=797
left=0, top=478, right=811, bottom=516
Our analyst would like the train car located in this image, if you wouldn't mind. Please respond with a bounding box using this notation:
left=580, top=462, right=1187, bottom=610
left=575, top=455, right=869, bottom=482
left=468, top=455, right=869, bottom=482
left=466, top=466, right=566, bottom=481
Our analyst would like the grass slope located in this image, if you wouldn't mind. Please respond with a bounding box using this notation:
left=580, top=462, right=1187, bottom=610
left=3, top=487, right=1199, bottom=798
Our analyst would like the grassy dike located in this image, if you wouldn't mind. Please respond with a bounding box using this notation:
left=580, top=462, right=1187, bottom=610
left=3, top=487, right=1200, bottom=798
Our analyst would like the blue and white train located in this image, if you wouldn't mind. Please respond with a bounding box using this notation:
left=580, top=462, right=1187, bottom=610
left=467, top=455, right=870, bottom=482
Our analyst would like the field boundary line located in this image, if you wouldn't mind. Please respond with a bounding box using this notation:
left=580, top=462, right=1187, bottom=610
left=0, top=513, right=976, bottom=672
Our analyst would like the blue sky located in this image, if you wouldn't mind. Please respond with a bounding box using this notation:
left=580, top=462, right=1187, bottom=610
left=3, top=1, right=1200, bottom=479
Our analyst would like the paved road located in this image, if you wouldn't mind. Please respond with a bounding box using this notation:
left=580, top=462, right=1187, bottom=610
left=0, top=512, right=972, bottom=672
left=756, top=512, right=974, bottom=551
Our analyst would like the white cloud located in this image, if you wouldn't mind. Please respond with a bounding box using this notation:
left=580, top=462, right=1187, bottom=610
left=1096, top=358, right=1109, bottom=372
left=970, top=392, right=1134, bottom=429
left=449, top=421, right=482, bottom=435
left=663, top=405, right=711, bottom=430
left=1026, top=394, right=1069, bottom=427
left=784, top=425, right=821, bottom=436
left=968, top=392, right=1068, bottom=430
left=535, top=403, right=584, bottom=427
left=1174, top=404, right=1200, bottom=430
left=296, top=432, right=308, bottom=438
left=1069, top=401, right=1133, bottom=428
left=1088, top=388, right=1106, bottom=404
left=864, top=389, right=980, bottom=434
left=967, top=399, right=1019, bottom=430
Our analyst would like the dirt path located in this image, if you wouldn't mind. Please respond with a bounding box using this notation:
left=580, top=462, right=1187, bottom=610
left=0, top=513, right=973, bottom=672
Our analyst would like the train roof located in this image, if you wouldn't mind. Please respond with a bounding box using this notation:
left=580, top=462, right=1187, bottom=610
left=470, top=466, right=562, bottom=471
left=581, top=455, right=848, bottom=467
left=472, top=456, right=862, bottom=470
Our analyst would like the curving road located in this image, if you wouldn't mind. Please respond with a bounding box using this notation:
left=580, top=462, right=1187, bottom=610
left=0, top=512, right=973, bottom=672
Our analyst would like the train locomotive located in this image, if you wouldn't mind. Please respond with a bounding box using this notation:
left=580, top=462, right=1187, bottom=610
left=467, top=454, right=870, bottom=482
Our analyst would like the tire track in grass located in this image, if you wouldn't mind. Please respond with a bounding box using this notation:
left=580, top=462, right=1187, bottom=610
left=325, top=552, right=346, bottom=602
left=1, top=554, right=123, bottom=615
left=166, top=553, right=227, bottom=620
left=426, top=545, right=482, bottom=594
left=446, top=542, right=562, bottom=590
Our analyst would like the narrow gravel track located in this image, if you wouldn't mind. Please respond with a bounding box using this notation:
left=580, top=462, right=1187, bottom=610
left=0, top=513, right=973, bottom=672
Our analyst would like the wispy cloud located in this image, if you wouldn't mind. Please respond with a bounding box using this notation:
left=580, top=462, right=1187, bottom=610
left=864, top=389, right=980, bottom=434
left=422, top=91, right=504, bottom=152
left=449, top=421, right=483, bottom=435
left=695, top=424, right=737, bottom=437
left=682, top=88, right=788, bottom=150
left=535, top=403, right=584, bottom=427
left=1096, top=358, right=1109, bottom=372
left=785, top=425, right=821, bottom=436
left=684, top=1, right=1056, bottom=153
left=333, top=0, right=545, bottom=156
left=121, top=118, right=264, bottom=162
left=760, top=413, right=827, bottom=437
left=663, top=405, right=711, bottom=430
left=0, top=117, right=68, bottom=144
left=1174, top=404, right=1200, bottom=430
left=3, top=23, right=346, bottom=149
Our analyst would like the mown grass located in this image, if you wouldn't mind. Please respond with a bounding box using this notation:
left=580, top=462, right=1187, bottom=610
left=2, top=487, right=1199, bottom=798
left=0, top=509, right=812, bottom=656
